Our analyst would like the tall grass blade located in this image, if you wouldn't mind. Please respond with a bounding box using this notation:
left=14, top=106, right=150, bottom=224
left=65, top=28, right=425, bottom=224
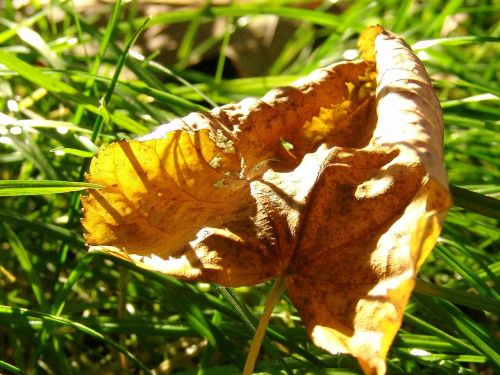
left=0, top=180, right=102, bottom=196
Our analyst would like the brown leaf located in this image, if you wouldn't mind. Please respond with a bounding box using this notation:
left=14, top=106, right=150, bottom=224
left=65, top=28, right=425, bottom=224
left=82, top=26, right=450, bottom=374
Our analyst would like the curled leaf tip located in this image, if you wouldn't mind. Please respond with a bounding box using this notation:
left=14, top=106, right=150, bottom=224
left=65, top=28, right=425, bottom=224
left=358, top=25, right=384, bottom=63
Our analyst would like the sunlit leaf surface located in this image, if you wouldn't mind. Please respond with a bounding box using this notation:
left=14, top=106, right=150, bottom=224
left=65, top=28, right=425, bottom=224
left=82, top=26, right=450, bottom=374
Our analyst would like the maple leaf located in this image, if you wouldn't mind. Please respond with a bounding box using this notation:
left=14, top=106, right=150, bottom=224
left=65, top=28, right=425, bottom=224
left=82, top=26, right=450, bottom=374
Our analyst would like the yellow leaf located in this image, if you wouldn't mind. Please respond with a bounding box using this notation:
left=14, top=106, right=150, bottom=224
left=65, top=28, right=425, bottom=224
left=82, top=26, right=450, bottom=374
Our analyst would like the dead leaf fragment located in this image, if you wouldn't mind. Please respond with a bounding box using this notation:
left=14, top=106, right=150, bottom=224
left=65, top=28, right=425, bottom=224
left=82, top=26, right=450, bottom=375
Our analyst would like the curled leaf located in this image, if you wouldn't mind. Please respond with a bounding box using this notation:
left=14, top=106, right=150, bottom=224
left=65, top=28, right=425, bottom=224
left=82, top=26, right=450, bottom=374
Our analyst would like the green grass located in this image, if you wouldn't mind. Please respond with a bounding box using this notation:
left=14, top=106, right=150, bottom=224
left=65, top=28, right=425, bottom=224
left=0, top=0, right=499, bottom=374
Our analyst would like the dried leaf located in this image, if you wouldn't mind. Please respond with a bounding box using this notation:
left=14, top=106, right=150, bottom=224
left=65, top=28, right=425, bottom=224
left=82, top=26, right=450, bottom=374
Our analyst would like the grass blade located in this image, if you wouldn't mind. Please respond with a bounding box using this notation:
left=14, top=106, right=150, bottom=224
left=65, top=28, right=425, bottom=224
left=0, top=305, right=152, bottom=374
left=0, top=359, right=26, bottom=375
left=0, top=49, right=77, bottom=95
left=0, top=180, right=103, bottom=196
left=0, top=209, right=84, bottom=247
left=404, top=313, right=481, bottom=355
left=450, top=185, right=500, bottom=219
left=90, top=16, right=150, bottom=142
left=435, top=244, right=499, bottom=299
left=0, top=119, right=92, bottom=134
left=50, top=147, right=94, bottom=158
left=2, top=223, right=47, bottom=310
left=415, top=295, right=500, bottom=365
left=414, top=279, right=500, bottom=313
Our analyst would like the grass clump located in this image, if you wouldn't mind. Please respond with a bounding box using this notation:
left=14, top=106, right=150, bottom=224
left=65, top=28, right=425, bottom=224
left=0, top=0, right=499, bottom=374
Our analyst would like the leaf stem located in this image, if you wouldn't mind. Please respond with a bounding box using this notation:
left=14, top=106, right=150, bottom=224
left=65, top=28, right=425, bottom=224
left=243, top=277, right=286, bottom=375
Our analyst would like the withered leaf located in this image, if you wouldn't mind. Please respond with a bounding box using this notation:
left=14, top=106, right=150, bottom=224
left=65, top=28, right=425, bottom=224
left=82, top=26, right=450, bottom=374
